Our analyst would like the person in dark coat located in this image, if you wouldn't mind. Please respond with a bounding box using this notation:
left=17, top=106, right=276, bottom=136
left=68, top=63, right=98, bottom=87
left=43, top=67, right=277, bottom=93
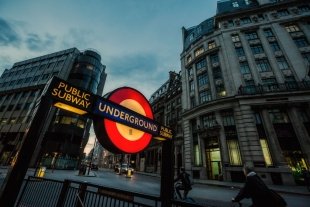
left=232, top=165, right=286, bottom=207
left=174, top=167, right=192, bottom=200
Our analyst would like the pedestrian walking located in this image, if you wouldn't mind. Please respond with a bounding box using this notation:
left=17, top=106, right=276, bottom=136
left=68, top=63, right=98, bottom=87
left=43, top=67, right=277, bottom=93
left=232, top=164, right=286, bottom=207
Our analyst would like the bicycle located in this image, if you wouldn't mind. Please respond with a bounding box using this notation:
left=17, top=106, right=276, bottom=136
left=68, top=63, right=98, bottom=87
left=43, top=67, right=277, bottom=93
left=174, top=181, right=195, bottom=203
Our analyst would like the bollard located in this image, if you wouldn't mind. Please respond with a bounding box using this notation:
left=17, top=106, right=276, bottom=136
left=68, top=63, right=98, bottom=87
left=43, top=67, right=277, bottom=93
left=126, top=169, right=132, bottom=178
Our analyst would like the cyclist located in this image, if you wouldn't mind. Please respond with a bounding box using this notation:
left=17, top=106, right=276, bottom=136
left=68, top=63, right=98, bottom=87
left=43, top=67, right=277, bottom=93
left=174, top=167, right=192, bottom=200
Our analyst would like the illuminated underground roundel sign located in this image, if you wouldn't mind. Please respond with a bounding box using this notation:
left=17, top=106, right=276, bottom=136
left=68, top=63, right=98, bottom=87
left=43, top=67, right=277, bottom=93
left=45, top=77, right=173, bottom=154
left=93, top=87, right=156, bottom=154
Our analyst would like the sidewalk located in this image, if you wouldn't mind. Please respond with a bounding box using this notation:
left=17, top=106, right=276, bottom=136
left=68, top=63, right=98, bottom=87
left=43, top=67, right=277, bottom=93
left=135, top=170, right=310, bottom=196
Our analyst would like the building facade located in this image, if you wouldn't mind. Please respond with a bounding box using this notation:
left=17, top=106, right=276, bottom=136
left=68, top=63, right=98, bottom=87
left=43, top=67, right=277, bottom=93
left=142, top=71, right=183, bottom=174
left=181, top=0, right=310, bottom=185
left=0, top=48, right=107, bottom=169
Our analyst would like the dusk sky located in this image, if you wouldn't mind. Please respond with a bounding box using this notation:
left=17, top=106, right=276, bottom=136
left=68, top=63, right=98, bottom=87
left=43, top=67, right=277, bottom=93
left=0, top=0, right=218, bottom=153
left=0, top=0, right=217, bottom=98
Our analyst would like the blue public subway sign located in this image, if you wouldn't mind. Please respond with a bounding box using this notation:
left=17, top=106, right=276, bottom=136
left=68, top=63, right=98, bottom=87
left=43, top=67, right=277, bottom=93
left=46, top=77, right=173, bottom=154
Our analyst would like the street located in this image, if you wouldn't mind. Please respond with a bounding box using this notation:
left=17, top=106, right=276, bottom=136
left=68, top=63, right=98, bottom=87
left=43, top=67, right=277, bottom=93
left=1, top=167, right=309, bottom=207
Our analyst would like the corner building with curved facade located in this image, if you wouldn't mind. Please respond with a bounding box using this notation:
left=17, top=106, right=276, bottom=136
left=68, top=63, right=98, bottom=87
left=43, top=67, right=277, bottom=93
left=181, top=0, right=310, bottom=185
left=0, top=48, right=106, bottom=169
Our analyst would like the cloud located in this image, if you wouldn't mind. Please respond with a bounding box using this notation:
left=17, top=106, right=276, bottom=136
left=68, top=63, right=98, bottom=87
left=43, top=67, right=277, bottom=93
left=0, top=17, right=21, bottom=47
left=25, top=33, right=56, bottom=51
left=103, top=53, right=168, bottom=98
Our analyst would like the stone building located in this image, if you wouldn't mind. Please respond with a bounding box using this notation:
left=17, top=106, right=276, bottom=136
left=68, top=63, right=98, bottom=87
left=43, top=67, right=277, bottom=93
left=0, top=48, right=106, bottom=169
left=181, top=0, right=310, bottom=185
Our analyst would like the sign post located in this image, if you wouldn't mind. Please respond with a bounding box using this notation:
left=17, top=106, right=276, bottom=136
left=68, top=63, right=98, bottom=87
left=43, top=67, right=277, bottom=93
left=0, top=77, right=174, bottom=206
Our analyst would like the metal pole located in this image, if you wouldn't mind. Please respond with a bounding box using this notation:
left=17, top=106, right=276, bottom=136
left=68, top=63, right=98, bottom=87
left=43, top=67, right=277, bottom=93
left=87, top=138, right=96, bottom=175
left=0, top=96, right=53, bottom=206
left=160, top=138, right=174, bottom=206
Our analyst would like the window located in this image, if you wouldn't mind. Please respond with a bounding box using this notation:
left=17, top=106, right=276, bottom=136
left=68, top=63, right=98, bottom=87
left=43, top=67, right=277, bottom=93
left=188, top=68, right=193, bottom=76
left=15, top=104, right=22, bottom=111
left=276, top=57, right=289, bottom=70
left=269, top=41, right=281, bottom=51
left=302, top=52, right=310, bottom=65
left=240, top=17, right=252, bottom=25
left=256, top=59, right=271, bottom=72
left=232, top=1, right=239, bottom=7
left=196, top=59, right=207, bottom=69
left=235, top=47, right=245, bottom=57
left=240, top=62, right=251, bottom=74
left=228, top=20, right=234, bottom=27
left=264, top=28, right=274, bottom=37
left=189, top=80, right=195, bottom=91
left=23, top=103, right=31, bottom=110
left=268, top=109, right=290, bottom=123
left=39, top=64, right=46, bottom=70
left=33, top=76, right=40, bottom=81
left=201, top=113, right=217, bottom=128
left=277, top=9, right=289, bottom=17
left=285, top=25, right=300, bottom=33
left=0, top=105, right=6, bottom=112
left=190, top=96, right=195, bottom=108
left=231, top=34, right=240, bottom=42
left=294, top=37, right=309, bottom=48
left=212, top=67, right=222, bottom=80
left=260, top=139, right=273, bottom=166
left=47, top=62, right=55, bottom=69
left=42, top=74, right=50, bottom=80
left=251, top=44, right=264, bottom=54
left=222, top=110, right=235, bottom=126
left=7, top=104, right=14, bottom=111
left=199, top=91, right=212, bottom=104
left=216, top=84, right=226, bottom=97
left=298, top=5, right=310, bottom=12
left=262, top=78, right=277, bottom=90
left=195, top=47, right=204, bottom=57
left=187, top=56, right=192, bottom=63
left=17, top=79, right=23, bottom=85
left=189, top=33, right=194, bottom=42
left=56, top=60, right=64, bottom=67
left=210, top=53, right=219, bottom=64
left=24, top=77, right=32, bottom=83
left=227, top=140, right=242, bottom=166
left=245, top=0, right=252, bottom=5
left=208, top=41, right=216, bottom=49
left=198, top=72, right=209, bottom=87
left=245, top=31, right=258, bottom=40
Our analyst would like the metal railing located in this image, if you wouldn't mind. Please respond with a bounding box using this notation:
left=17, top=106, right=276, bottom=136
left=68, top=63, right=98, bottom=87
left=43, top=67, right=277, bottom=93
left=15, top=176, right=212, bottom=207
left=238, top=81, right=310, bottom=96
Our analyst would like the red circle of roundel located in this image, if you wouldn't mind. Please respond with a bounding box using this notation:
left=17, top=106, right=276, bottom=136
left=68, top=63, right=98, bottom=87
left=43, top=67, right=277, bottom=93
left=103, top=87, right=153, bottom=153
